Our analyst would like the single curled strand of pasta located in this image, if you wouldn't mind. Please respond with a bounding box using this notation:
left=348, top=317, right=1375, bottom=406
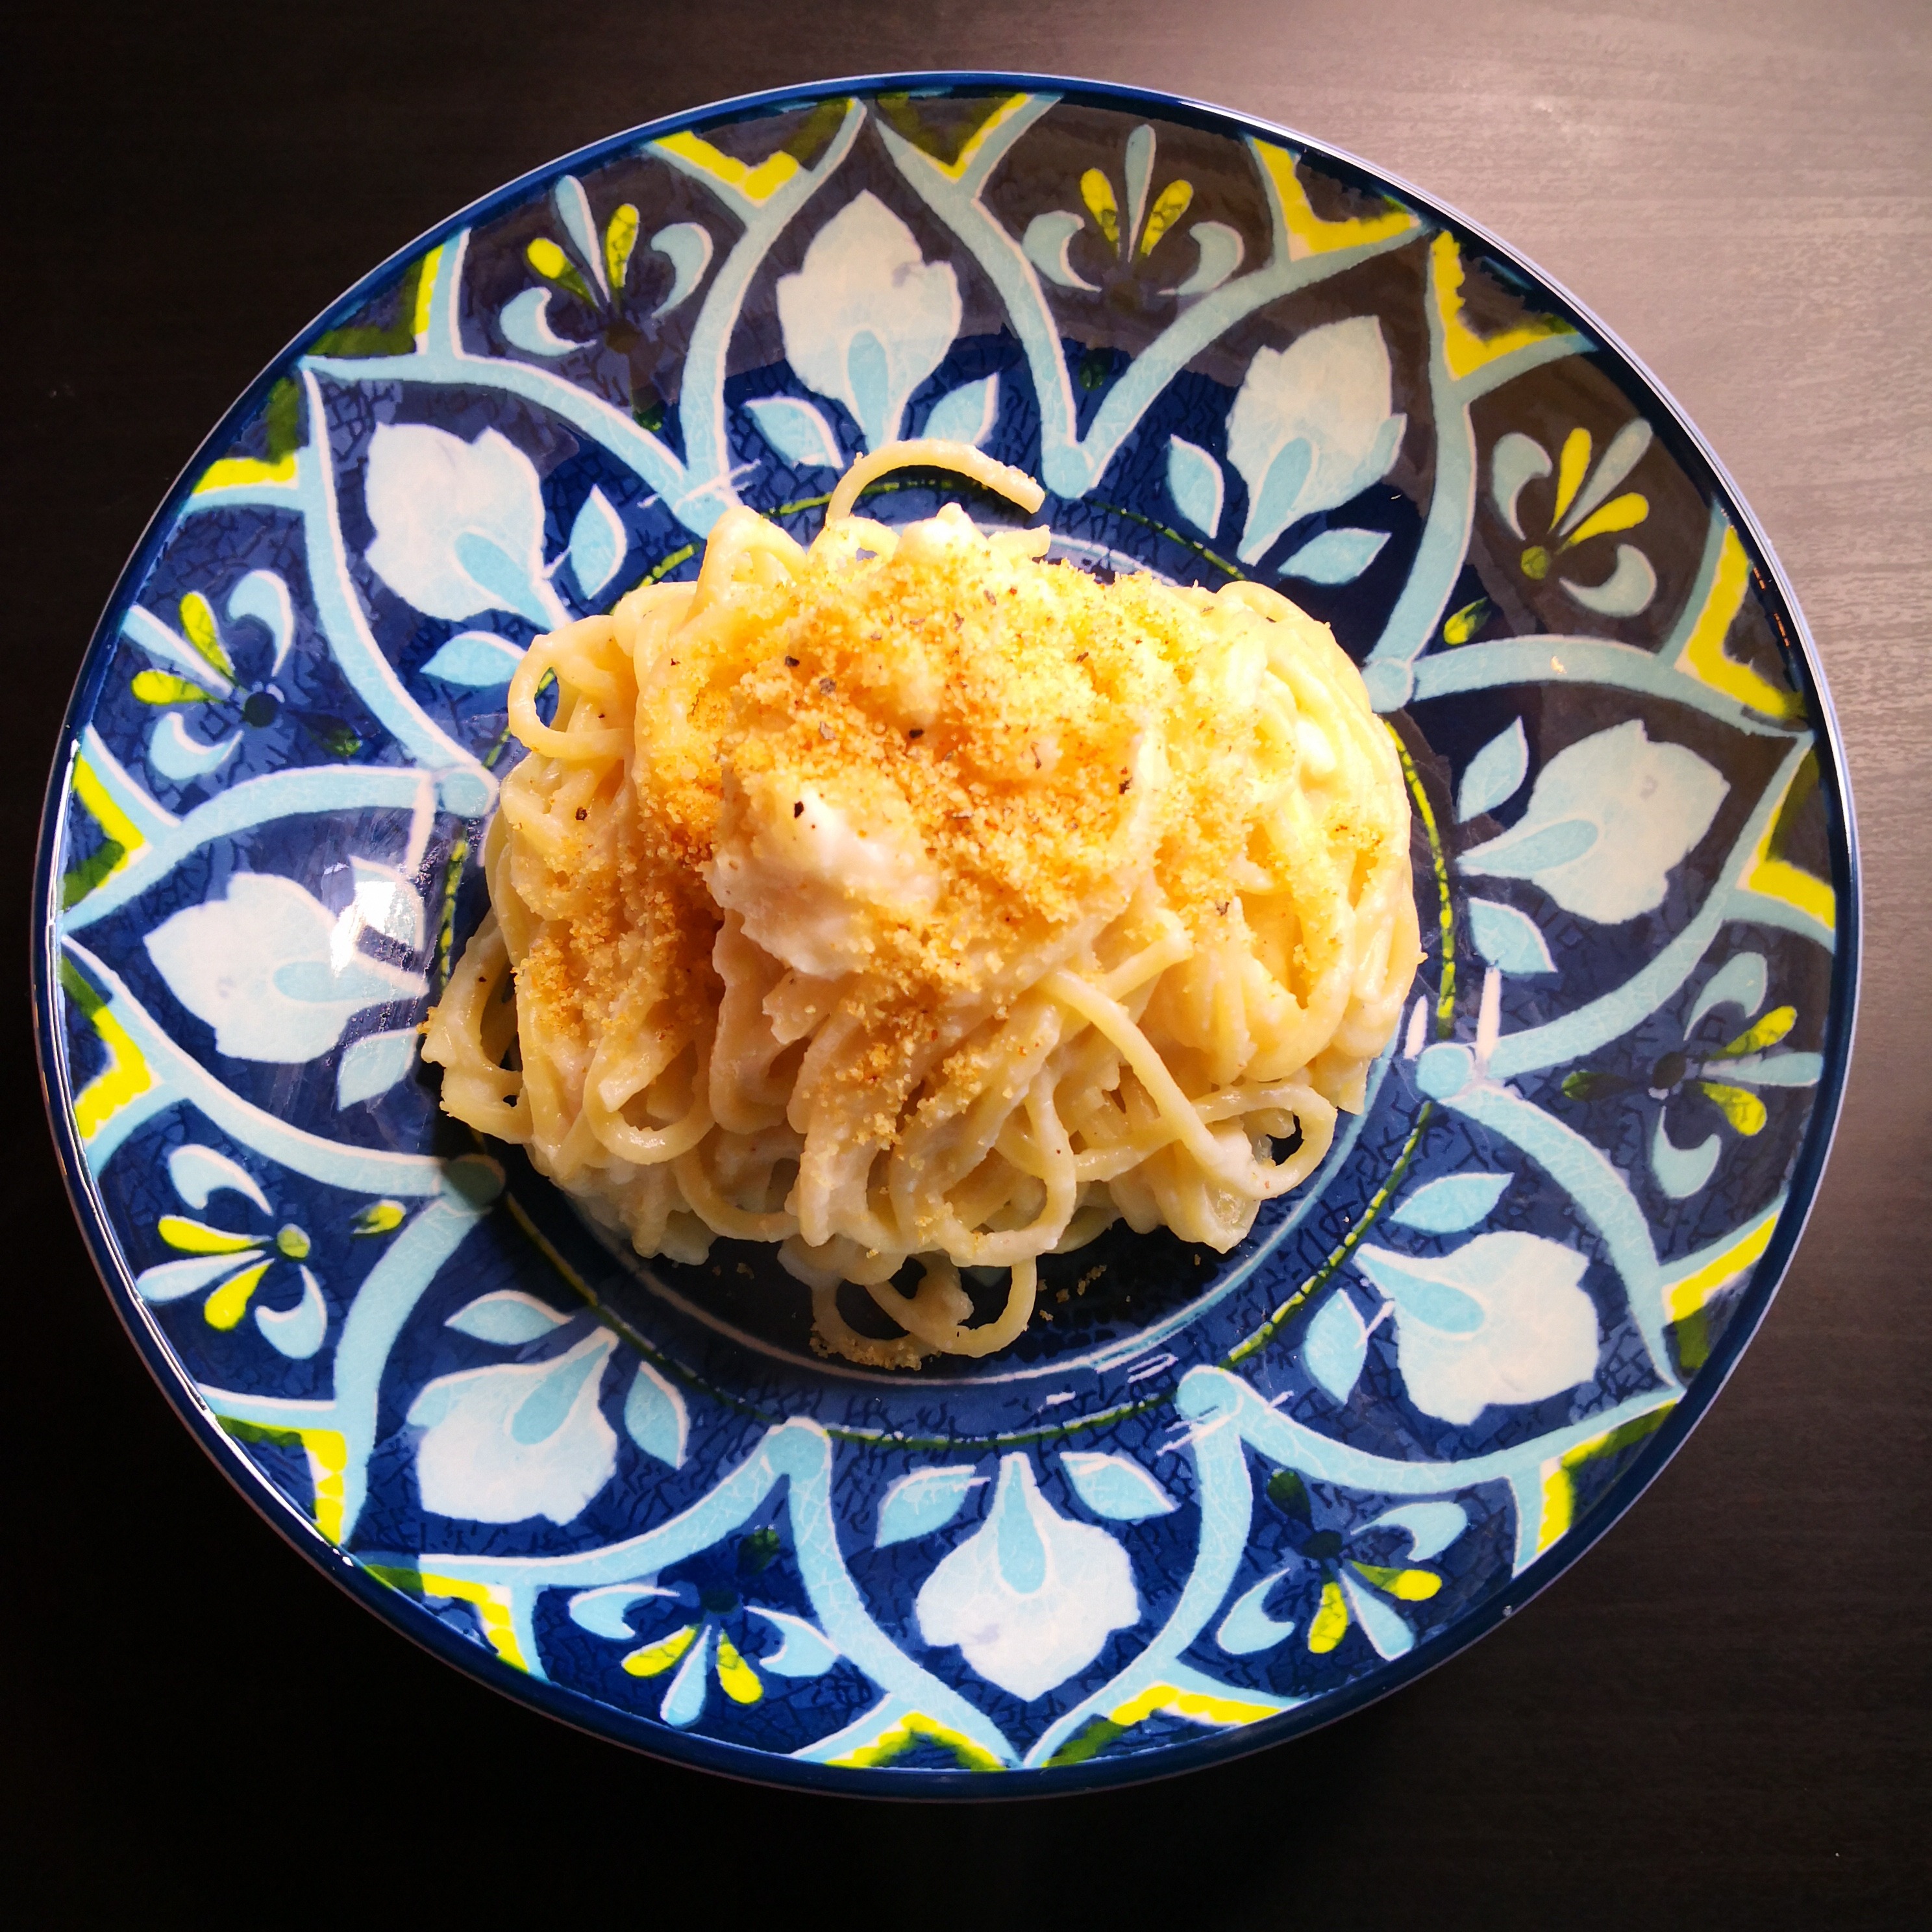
left=865, top=1255, right=1041, bottom=1361
left=825, top=438, right=1046, bottom=524
left=508, top=622, right=630, bottom=762
left=686, top=507, right=808, bottom=620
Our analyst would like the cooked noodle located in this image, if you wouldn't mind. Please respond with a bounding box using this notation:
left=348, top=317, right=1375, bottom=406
left=423, top=442, right=1421, bottom=1367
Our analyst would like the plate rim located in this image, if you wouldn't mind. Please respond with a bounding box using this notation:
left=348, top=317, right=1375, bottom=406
left=31, top=66, right=1863, bottom=1798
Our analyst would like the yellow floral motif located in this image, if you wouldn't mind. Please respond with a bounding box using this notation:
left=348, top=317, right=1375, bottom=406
left=1535, top=1406, right=1674, bottom=1555
left=1518, top=425, right=1648, bottom=580
left=1256, top=143, right=1419, bottom=261
left=203, top=1259, right=273, bottom=1330
left=149, top=1209, right=315, bottom=1331
left=59, top=958, right=153, bottom=1143
left=1671, top=525, right=1806, bottom=723
left=1662, top=1204, right=1780, bottom=1324
left=713, top=1637, right=765, bottom=1706
left=623, top=1624, right=697, bottom=1676
left=1430, top=232, right=1576, bottom=380
left=71, top=756, right=146, bottom=877
left=827, top=1710, right=1004, bottom=1773
left=1139, top=179, right=1195, bottom=256
left=603, top=202, right=639, bottom=293
left=1307, top=1578, right=1351, bottom=1653
left=418, top=1572, right=531, bottom=1670
left=654, top=130, right=799, bottom=206
left=1348, top=1562, right=1443, bottom=1603
left=353, top=1200, right=407, bottom=1236
left=621, top=1618, right=763, bottom=1707
left=1080, top=166, right=1120, bottom=247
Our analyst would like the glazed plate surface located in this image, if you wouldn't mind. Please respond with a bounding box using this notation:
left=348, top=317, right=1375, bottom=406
left=34, top=75, right=1855, bottom=1791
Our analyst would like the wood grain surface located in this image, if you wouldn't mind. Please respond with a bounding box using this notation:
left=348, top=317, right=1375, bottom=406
left=8, top=3, right=1924, bottom=1920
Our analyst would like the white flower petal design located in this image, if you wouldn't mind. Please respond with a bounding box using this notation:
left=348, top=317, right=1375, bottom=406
left=776, top=192, right=961, bottom=451
left=649, top=221, right=713, bottom=317
left=364, top=423, right=567, bottom=628
left=1171, top=220, right=1244, bottom=296
left=1226, top=317, right=1406, bottom=564
left=407, top=1329, right=620, bottom=1525
left=499, top=288, right=584, bottom=358
left=914, top=1455, right=1139, bottom=1700
left=256, top=1266, right=328, bottom=1359
left=147, top=712, right=238, bottom=782
left=1461, top=720, right=1729, bottom=924
left=1562, top=541, right=1657, bottom=617
left=167, top=1143, right=272, bottom=1213
left=1021, top=210, right=1097, bottom=291
left=1356, top=1232, right=1600, bottom=1426
left=144, top=873, right=427, bottom=1063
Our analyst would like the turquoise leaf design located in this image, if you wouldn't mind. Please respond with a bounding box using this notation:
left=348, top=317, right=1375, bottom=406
left=1466, top=898, right=1556, bottom=976
left=256, top=1267, right=328, bottom=1359
left=1165, top=434, right=1224, bottom=538
left=336, top=1027, right=422, bottom=1107
left=874, top=1464, right=983, bottom=1548
left=567, top=486, right=628, bottom=601
left=1390, top=1171, right=1513, bottom=1233
left=1058, top=1452, right=1177, bottom=1522
left=1456, top=718, right=1530, bottom=823
left=1365, top=1501, right=1468, bottom=1561
left=744, top=395, right=845, bottom=470
left=923, top=373, right=1000, bottom=447
left=1301, top=1290, right=1370, bottom=1404
left=445, top=1289, right=571, bottom=1344
left=421, top=631, right=526, bottom=689
left=1280, top=526, right=1389, bottom=584
left=623, top=1359, right=689, bottom=1468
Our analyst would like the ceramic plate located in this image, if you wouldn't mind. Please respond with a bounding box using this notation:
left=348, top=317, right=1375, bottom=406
left=34, top=73, right=1857, bottom=1792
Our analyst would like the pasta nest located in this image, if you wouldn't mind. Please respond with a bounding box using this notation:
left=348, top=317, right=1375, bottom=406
left=425, top=445, right=1420, bottom=1367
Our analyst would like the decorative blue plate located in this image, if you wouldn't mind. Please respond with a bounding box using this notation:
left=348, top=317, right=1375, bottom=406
left=34, top=73, right=1857, bottom=1792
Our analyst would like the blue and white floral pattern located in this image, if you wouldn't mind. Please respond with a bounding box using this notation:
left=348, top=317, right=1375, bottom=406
left=36, top=81, right=1850, bottom=1790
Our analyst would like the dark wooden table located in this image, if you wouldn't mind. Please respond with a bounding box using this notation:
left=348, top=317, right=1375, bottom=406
left=11, top=3, right=1924, bottom=1919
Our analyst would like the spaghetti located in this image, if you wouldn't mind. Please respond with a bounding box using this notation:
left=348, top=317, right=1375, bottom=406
left=424, top=443, right=1421, bottom=1367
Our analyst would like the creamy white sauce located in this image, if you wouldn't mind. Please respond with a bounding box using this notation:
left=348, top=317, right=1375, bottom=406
left=708, top=779, right=939, bottom=977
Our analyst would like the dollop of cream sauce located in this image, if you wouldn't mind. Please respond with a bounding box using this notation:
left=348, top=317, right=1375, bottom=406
left=707, top=769, right=940, bottom=978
